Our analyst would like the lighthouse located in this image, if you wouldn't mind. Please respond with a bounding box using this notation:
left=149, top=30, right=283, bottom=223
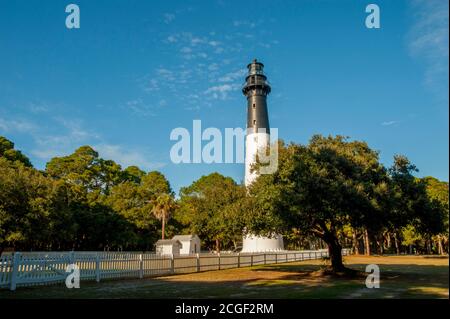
left=241, top=59, right=284, bottom=252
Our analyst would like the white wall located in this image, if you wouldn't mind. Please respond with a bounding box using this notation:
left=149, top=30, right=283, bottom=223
left=179, top=238, right=201, bottom=254
left=156, top=244, right=180, bottom=256
left=241, top=234, right=284, bottom=252
left=244, top=132, right=284, bottom=252
left=245, top=132, right=270, bottom=186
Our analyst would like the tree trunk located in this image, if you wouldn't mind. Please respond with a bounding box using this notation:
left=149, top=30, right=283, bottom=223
left=161, top=215, right=165, bottom=240
left=386, top=232, right=391, bottom=249
left=328, top=240, right=344, bottom=272
left=352, top=229, right=359, bottom=255
left=323, top=232, right=345, bottom=272
left=363, top=228, right=370, bottom=256
left=437, top=236, right=444, bottom=255
left=377, top=235, right=384, bottom=255
left=393, top=232, right=400, bottom=255
left=215, top=239, right=221, bottom=253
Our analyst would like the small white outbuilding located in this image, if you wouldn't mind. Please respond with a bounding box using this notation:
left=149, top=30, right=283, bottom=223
left=155, top=239, right=182, bottom=256
left=172, top=235, right=201, bottom=255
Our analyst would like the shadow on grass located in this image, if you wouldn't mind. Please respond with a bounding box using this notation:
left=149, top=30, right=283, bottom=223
left=0, top=261, right=447, bottom=299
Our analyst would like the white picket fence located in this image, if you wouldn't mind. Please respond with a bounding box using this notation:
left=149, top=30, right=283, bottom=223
left=0, top=249, right=351, bottom=291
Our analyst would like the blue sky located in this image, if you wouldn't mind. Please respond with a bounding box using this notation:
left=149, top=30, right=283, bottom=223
left=0, top=0, right=448, bottom=194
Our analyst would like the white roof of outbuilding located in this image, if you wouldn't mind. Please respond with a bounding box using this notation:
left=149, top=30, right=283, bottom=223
left=172, top=235, right=199, bottom=241
left=155, top=239, right=181, bottom=245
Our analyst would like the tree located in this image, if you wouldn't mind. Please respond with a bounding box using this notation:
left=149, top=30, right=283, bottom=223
left=45, top=145, right=123, bottom=195
left=247, top=136, right=389, bottom=272
left=422, top=177, right=449, bottom=254
left=123, top=166, right=146, bottom=184
left=177, top=173, right=246, bottom=252
left=151, top=193, right=177, bottom=240
left=0, top=136, right=32, bottom=167
left=387, top=157, right=446, bottom=254
left=140, top=171, right=173, bottom=199
left=0, top=157, right=52, bottom=253
left=401, top=224, right=423, bottom=254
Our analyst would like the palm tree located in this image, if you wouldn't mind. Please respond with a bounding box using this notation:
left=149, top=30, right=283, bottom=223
left=151, top=193, right=177, bottom=239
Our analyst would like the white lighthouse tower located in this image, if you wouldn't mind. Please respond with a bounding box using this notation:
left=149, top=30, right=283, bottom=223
left=241, top=59, right=284, bottom=252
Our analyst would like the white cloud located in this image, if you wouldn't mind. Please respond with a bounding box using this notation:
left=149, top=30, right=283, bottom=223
left=180, top=46, right=193, bottom=53
left=143, top=21, right=276, bottom=110
left=218, top=69, right=247, bottom=82
left=0, top=118, right=37, bottom=133
left=31, top=118, right=100, bottom=160
left=381, top=121, right=398, bottom=126
left=408, top=0, right=449, bottom=100
left=232, top=20, right=258, bottom=28
left=163, top=13, right=175, bottom=24
left=28, top=101, right=49, bottom=113
left=144, top=79, right=160, bottom=92
left=190, top=37, right=205, bottom=46
left=55, top=118, right=99, bottom=141
left=31, top=149, right=62, bottom=159
left=208, top=40, right=220, bottom=47
left=167, top=35, right=177, bottom=43
left=95, top=144, right=166, bottom=171
left=2, top=113, right=166, bottom=172
left=125, top=98, right=157, bottom=117
left=204, top=83, right=240, bottom=100
left=208, top=63, right=219, bottom=71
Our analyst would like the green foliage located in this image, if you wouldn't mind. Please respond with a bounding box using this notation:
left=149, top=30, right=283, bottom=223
left=0, top=142, right=178, bottom=252
left=0, top=157, right=51, bottom=250
left=422, top=176, right=449, bottom=234
left=123, top=166, right=146, bottom=184
left=45, top=145, right=123, bottom=194
left=0, top=136, right=32, bottom=167
left=0, top=135, right=447, bottom=257
left=245, top=135, right=448, bottom=270
left=178, top=173, right=246, bottom=251
left=401, top=225, right=423, bottom=246
left=151, top=193, right=177, bottom=239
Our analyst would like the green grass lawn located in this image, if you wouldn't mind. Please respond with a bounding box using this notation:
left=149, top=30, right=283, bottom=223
left=0, top=255, right=448, bottom=299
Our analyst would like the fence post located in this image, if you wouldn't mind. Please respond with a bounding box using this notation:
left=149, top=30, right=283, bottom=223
left=139, top=254, right=143, bottom=279
left=69, top=250, right=75, bottom=265
left=264, top=253, right=266, bottom=265
left=237, top=253, right=240, bottom=268
left=218, top=253, right=221, bottom=270
left=95, top=252, right=101, bottom=282
left=250, top=254, right=253, bottom=267
left=314, top=251, right=317, bottom=259
left=275, top=253, right=278, bottom=264
left=196, top=253, right=200, bottom=272
left=10, top=252, right=21, bottom=291
left=285, top=253, right=288, bottom=263
left=170, top=254, right=175, bottom=273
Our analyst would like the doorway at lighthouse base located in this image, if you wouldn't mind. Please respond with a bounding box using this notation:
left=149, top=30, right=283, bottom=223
left=241, top=233, right=284, bottom=252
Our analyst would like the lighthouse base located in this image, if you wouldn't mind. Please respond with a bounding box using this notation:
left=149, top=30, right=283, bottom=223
left=241, top=233, right=284, bottom=253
